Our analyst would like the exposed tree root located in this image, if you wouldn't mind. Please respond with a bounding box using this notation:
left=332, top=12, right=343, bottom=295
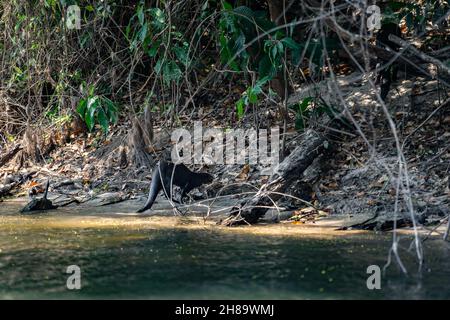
left=127, top=117, right=154, bottom=169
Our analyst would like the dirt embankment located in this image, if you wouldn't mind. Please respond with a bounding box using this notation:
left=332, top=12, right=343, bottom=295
left=0, top=73, right=449, bottom=232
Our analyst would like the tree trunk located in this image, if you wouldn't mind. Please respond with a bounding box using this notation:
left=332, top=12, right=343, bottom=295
left=128, top=117, right=154, bottom=169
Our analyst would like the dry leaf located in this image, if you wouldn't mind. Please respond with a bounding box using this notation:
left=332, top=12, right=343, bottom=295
left=236, top=164, right=250, bottom=181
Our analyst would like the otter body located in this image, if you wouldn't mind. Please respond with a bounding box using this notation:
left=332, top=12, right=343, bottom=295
left=137, top=161, right=213, bottom=213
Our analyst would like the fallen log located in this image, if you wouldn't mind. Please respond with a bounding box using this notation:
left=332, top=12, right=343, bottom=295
left=0, top=144, right=22, bottom=167
left=0, top=182, right=18, bottom=198
left=222, top=73, right=355, bottom=226
left=338, top=218, right=414, bottom=231
left=54, top=198, right=80, bottom=207
left=221, top=129, right=328, bottom=225
left=389, top=34, right=450, bottom=78
left=338, top=212, right=431, bottom=232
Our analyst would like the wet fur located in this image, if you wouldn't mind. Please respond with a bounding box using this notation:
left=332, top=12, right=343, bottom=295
left=137, top=161, right=213, bottom=213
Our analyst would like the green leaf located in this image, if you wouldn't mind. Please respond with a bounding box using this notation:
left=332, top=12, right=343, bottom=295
left=201, top=1, right=209, bottom=11
left=139, top=23, right=148, bottom=42
left=247, top=81, right=264, bottom=105
left=219, top=33, right=240, bottom=71
left=270, top=44, right=278, bottom=61
left=233, top=33, right=246, bottom=53
left=88, top=84, right=95, bottom=97
left=173, top=45, right=189, bottom=67
left=247, top=89, right=258, bottom=104
left=258, top=55, right=276, bottom=79
left=103, top=97, right=118, bottom=124
left=298, top=97, right=313, bottom=112
left=125, top=23, right=132, bottom=40
left=76, top=99, right=87, bottom=117
left=85, top=96, right=99, bottom=131
left=222, top=1, right=233, bottom=10
left=256, top=76, right=271, bottom=87
left=276, top=41, right=284, bottom=56
left=236, top=98, right=245, bottom=119
left=85, top=112, right=94, bottom=131
left=147, top=42, right=159, bottom=57
left=163, top=60, right=182, bottom=84
left=97, top=108, right=109, bottom=134
left=281, top=37, right=300, bottom=50
left=155, top=59, right=163, bottom=74
left=137, top=5, right=144, bottom=25
left=295, top=114, right=306, bottom=130
left=149, top=8, right=165, bottom=29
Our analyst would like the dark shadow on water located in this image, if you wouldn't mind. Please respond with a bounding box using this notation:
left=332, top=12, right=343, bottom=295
left=1, top=219, right=450, bottom=299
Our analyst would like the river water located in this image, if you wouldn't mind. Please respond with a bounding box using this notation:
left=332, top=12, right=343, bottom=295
left=0, top=201, right=449, bottom=299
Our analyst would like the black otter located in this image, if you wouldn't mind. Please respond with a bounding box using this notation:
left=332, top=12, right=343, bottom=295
left=137, top=161, right=213, bottom=213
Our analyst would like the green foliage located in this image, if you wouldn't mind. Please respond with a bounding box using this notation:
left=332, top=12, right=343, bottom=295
left=2, top=0, right=440, bottom=141
left=218, top=2, right=277, bottom=72
left=289, top=97, right=339, bottom=131
left=11, top=66, right=26, bottom=84
left=76, top=84, right=118, bottom=134
left=235, top=76, right=271, bottom=119
left=126, top=1, right=190, bottom=86
left=384, top=0, right=449, bottom=31
left=218, top=2, right=340, bottom=121
left=45, top=105, right=72, bottom=126
left=218, top=3, right=289, bottom=119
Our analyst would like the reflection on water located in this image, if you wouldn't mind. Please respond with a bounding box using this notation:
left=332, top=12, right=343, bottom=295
left=0, top=203, right=449, bottom=299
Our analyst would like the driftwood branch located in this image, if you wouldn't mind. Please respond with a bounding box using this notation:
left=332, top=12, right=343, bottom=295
left=0, top=182, right=18, bottom=197
left=388, top=34, right=450, bottom=78
left=20, top=180, right=58, bottom=213
left=0, top=144, right=22, bottom=167
left=370, top=43, right=436, bottom=80
left=221, top=129, right=327, bottom=225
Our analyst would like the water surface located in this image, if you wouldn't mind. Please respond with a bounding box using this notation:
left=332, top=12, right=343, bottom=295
left=0, top=201, right=449, bottom=299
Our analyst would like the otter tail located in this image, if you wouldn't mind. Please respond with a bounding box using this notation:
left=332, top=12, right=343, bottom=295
left=137, top=167, right=162, bottom=213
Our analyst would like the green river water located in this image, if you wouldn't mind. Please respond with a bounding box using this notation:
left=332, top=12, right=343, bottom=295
left=0, top=201, right=449, bottom=299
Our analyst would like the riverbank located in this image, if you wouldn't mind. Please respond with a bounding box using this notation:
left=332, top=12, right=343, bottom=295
left=1, top=197, right=448, bottom=239
left=1, top=75, right=449, bottom=231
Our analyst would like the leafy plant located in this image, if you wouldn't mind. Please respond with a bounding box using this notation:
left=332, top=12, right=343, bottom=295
left=76, top=84, right=118, bottom=134
left=126, top=1, right=190, bottom=86
left=218, top=2, right=340, bottom=120
left=289, top=97, right=339, bottom=131
left=235, top=76, right=271, bottom=119
left=45, top=105, right=72, bottom=126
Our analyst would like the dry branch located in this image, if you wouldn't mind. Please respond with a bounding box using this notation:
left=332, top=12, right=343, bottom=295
left=0, top=182, right=18, bottom=197
left=388, top=34, right=450, bottom=78
left=221, top=129, right=327, bottom=225
left=0, top=144, right=22, bottom=167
